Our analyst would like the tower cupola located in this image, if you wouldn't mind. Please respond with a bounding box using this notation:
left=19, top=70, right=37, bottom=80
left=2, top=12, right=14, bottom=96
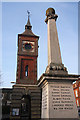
left=21, top=11, right=39, bottom=38
left=25, top=15, right=32, bottom=30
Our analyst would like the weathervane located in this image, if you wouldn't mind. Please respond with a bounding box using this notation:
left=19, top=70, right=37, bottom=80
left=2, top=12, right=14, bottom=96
left=27, top=10, right=30, bottom=18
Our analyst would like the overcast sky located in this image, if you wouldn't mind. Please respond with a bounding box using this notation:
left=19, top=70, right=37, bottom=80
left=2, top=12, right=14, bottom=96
left=1, top=2, right=78, bottom=88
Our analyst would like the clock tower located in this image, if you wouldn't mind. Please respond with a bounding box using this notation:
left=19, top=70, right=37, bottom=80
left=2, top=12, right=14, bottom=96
left=16, top=15, right=39, bottom=85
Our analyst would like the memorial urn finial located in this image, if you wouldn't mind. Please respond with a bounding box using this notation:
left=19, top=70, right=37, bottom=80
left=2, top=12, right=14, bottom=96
left=45, top=8, right=58, bottom=23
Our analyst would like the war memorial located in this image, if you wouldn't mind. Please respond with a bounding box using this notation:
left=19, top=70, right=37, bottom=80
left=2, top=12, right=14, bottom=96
left=1, top=7, right=80, bottom=120
left=38, top=8, right=79, bottom=120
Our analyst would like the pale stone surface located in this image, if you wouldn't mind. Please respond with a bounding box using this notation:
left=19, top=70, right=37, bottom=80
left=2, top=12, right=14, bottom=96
left=40, top=8, right=79, bottom=119
left=41, top=80, right=79, bottom=119
left=48, top=19, right=62, bottom=65
left=41, top=84, right=49, bottom=118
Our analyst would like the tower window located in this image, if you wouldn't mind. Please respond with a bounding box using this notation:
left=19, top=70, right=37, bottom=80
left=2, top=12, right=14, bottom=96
left=75, top=90, right=78, bottom=97
left=25, top=65, right=28, bottom=77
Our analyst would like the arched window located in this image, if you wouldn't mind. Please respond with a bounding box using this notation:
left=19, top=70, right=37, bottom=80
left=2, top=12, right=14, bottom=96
left=25, top=65, right=28, bottom=77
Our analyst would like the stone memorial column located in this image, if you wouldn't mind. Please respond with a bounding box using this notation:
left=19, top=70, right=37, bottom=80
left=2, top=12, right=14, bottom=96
left=38, top=8, right=79, bottom=119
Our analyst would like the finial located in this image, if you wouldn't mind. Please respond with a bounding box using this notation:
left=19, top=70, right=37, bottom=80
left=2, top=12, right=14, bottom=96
left=25, top=10, right=32, bottom=30
left=27, top=10, right=30, bottom=18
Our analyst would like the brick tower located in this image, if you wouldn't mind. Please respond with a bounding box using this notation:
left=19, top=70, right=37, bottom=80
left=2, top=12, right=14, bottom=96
left=16, top=14, right=39, bottom=85
left=10, top=13, right=41, bottom=120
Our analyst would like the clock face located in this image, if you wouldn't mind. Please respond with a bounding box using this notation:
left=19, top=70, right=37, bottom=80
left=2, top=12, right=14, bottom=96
left=22, top=41, right=35, bottom=52
left=25, top=43, right=32, bottom=50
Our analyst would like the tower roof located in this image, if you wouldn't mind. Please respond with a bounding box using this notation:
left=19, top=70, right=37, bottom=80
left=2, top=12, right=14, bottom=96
left=21, top=14, right=39, bottom=38
left=26, top=16, right=32, bottom=27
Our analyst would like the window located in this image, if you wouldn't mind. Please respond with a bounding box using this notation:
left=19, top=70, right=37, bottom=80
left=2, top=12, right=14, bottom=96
left=79, top=87, right=80, bottom=91
left=10, top=94, right=12, bottom=100
left=78, top=109, right=80, bottom=116
left=12, top=108, right=19, bottom=116
left=0, top=93, right=4, bottom=100
left=21, top=103, right=26, bottom=113
left=7, top=100, right=11, bottom=105
left=25, top=65, right=28, bottom=77
left=75, top=84, right=77, bottom=88
left=75, top=90, right=78, bottom=97
left=77, top=100, right=79, bottom=106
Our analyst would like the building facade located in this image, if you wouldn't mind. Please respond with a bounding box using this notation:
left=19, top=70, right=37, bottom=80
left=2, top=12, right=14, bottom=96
left=1, top=88, right=12, bottom=120
left=73, top=78, right=80, bottom=116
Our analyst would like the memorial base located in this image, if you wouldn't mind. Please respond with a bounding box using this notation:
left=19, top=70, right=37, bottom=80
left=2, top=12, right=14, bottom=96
left=38, top=73, right=79, bottom=119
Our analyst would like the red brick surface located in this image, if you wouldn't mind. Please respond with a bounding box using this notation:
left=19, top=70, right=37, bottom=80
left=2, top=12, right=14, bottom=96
left=16, top=35, right=38, bottom=85
left=73, top=80, right=80, bottom=106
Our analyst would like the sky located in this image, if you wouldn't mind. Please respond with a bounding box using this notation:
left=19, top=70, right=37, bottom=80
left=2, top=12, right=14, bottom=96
left=78, top=2, right=80, bottom=75
left=1, top=2, right=78, bottom=88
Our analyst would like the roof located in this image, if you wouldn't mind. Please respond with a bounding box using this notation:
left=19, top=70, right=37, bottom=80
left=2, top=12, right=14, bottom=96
left=22, top=28, right=39, bottom=38
left=21, top=16, right=39, bottom=38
